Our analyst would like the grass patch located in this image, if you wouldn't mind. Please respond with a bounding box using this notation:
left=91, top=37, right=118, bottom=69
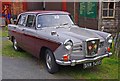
left=59, top=57, right=118, bottom=79
left=0, top=26, right=8, bottom=37
left=0, top=29, right=2, bottom=37
left=2, top=30, right=8, bottom=37
left=2, top=40, right=32, bottom=58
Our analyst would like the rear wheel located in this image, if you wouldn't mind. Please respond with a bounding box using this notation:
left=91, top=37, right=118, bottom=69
left=45, top=49, right=59, bottom=74
left=13, top=38, right=21, bottom=51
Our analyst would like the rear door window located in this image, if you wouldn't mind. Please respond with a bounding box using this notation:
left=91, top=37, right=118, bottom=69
left=26, top=15, right=36, bottom=28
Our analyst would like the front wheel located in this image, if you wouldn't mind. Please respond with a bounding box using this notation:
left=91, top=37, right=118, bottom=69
left=45, top=49, right=59, bottom=74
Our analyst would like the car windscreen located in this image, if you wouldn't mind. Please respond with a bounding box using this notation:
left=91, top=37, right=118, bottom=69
left=37, top=14, right=74, bottom=27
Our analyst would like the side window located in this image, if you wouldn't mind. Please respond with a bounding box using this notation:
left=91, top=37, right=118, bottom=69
left=17, top=14, right=27, bottom=26
left=26, top=15, right=35, bottom=28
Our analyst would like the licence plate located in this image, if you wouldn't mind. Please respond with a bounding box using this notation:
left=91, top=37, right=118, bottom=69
left=83, top=60, right=102, bottom=69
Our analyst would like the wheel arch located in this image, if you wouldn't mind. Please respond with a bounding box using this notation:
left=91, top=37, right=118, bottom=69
left=39, top=46, right=55, bottom=60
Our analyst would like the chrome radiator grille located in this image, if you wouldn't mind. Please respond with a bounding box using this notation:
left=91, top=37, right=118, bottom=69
left=86, top=39, right=100, bottom=57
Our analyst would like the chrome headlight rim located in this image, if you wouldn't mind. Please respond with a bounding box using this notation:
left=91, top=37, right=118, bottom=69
left=106, top=34, right=113, bottom=43
left=64, top=39, right=73, bottom=50
left=108, top=37, right=113, bottom=43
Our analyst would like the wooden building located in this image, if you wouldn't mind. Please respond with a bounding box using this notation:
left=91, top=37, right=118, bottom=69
left=99, top=1, right=120, bottom=35
left=1, top=1, right=119, bottom=35
left=44, top=1, right=120, bottom=35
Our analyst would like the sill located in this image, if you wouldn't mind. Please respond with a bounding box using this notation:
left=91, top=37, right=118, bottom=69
left=102, top=17, right=115, bottom=19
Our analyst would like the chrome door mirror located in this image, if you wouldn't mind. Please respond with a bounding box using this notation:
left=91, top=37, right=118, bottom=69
left=37, top=24, right=42, bottom=28
left=13, top=19, right=17, bottom=24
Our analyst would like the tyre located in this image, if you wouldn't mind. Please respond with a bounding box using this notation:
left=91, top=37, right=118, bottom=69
left=45, top=49, right=59, bottom=74
left=13, top=38, right=21, bottom=51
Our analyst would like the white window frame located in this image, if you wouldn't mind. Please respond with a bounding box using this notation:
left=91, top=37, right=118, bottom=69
left=102, top=0, right=116, bottom=18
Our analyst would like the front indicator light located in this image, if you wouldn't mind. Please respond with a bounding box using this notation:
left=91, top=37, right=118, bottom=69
left=63, top=55, right=69, bottom=61
left=107, top=47, right=110, bottom=52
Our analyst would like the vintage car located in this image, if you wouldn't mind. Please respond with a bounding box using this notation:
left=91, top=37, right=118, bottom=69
left=8, top=11, right=112, bottom=74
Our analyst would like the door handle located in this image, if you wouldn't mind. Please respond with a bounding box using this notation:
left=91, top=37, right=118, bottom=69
left=22, top=29, right=25, bottom=31
left=13, top=27, right=16, bottom=29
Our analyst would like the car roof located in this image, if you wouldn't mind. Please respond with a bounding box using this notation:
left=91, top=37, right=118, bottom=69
left=22, top=10, right=70, bottom=15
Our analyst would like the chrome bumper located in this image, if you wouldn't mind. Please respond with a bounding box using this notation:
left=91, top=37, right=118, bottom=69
left=56, top=52, right=112, bottom=66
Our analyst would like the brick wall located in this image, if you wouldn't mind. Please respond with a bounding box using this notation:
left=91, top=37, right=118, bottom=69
left=45, top=2, right=62, bottom=11
left=117, top=2, right=120, bottom=33
left=27, top=2, right=43, bottom=11
left=102, top=19, right=117, bottom=34
left=101, top=2, right=120, bottom=36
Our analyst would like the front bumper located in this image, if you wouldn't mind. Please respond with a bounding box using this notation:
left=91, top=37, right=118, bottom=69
left=56, top=52, right=112, bottom=66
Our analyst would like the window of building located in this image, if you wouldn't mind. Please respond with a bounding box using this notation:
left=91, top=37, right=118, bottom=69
left=102, top=0, right=115, bottom=18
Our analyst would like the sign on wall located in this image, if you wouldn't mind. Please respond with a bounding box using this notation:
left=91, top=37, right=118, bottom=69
left=80, top=2, right=97, bottom=18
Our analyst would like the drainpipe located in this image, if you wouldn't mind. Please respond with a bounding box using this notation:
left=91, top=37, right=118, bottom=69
left=98, top=0, right=102, bottom=31
left=62, top=0, right=67, bottom=11
left=43, top=1, right=45, bottom=10
left=74, top=2, right=76, bottom=22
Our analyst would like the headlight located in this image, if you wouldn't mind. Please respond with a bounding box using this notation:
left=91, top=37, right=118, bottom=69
left=64, top=39, right=73, bottom=50
left=108, top=38, right=112, bottom=43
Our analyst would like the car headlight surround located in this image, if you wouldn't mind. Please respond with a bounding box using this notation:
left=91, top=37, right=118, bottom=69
left=106, top=34, right=113, bottom=43
left=108, top=37, right=112, bottom=43
left=64, top=39, right=73, bottom=50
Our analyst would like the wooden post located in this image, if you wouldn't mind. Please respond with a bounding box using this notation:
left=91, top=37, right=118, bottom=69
left=62, top=0, right=67, bottom=11
left=23, top=2, right=27, bottom=12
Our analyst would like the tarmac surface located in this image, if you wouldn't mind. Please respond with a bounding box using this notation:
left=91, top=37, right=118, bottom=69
left=2, top=56, right=73, bottom=79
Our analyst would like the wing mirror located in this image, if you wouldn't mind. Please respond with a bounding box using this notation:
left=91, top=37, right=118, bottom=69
left=10, top=18, right=17, bottom=24
left=37, top=24, right=42, bottom=28
left=13, top=19, right=17, bottom=24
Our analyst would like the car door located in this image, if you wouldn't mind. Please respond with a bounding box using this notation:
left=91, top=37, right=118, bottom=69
left=14, top=14, right=27, bottom=48
left=21, top=14, right=37, bottom=56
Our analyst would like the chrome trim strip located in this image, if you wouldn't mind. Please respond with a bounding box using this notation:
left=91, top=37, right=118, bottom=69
left=56, top=52, right=112, bottom=66
left=106, top=34, right=112, bottom=39
left=86, top=38, right=99, bottom=42
left=63, top=39, right=73, bottom=45
left=72, top=50, right=81, bottom=53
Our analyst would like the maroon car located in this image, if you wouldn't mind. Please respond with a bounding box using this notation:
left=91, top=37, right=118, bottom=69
left=8, top=11, right=112, bottom=73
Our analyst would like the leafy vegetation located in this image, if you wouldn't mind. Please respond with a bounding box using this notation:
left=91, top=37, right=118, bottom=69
left=0, top=26, right=8, bottom=37
left=59, top=57, right=118, bottom=79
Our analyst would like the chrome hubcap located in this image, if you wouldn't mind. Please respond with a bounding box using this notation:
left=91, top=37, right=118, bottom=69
left=13, top=39, right=17, bottom=50
left=46, top=53, right=52, bottom=70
